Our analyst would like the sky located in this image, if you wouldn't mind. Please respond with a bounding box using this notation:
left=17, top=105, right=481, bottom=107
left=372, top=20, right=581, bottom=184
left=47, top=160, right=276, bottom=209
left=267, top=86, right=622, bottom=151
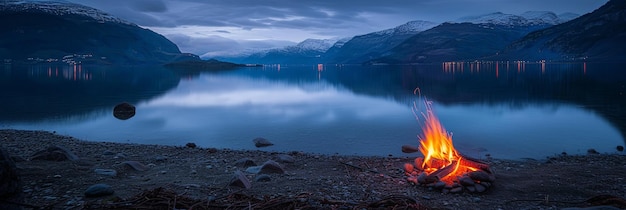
left=67, top=0, right=608, bottom=58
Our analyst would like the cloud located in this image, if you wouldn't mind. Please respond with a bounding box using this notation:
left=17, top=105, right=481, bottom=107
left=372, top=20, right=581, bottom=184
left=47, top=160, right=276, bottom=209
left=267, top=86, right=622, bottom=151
left=159, top=33, right=295, bottom=57
left=130, top=0, right=167, bottom=13
left=67, top=0, right=609, bottom=56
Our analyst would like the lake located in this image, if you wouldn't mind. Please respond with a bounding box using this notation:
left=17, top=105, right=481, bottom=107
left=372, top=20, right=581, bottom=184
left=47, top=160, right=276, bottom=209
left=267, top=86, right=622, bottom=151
left=1, top=62, right=625, bottom=160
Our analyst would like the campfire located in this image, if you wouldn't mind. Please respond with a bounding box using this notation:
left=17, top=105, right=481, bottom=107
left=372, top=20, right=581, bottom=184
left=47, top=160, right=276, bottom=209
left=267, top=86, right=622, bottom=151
left=403, top=102, right=495, bottom=193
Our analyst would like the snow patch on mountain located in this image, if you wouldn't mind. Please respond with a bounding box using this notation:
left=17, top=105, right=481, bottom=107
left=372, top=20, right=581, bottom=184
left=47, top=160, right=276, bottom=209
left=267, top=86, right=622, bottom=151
left=0, top=0, right=133, bottom=25
left=456, top=11, right=579, bottom=26
left=295, top=39, right=338, bottom=52
left=330, top=37, right=352, bottom=49
left=374, top=20, right=439, bottom=35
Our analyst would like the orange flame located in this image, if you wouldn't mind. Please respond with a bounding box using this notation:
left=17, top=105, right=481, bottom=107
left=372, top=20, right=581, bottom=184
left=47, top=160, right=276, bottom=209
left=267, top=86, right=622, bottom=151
left=412, top=102, right=477, bottom=182
left=418, top=109, right=459, bottom=169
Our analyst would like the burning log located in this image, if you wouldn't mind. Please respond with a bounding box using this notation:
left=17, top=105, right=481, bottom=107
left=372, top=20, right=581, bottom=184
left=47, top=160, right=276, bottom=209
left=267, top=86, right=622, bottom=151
left=423, top=160, right=458, bottom=184
left=403, top=102, right=495, bottom=193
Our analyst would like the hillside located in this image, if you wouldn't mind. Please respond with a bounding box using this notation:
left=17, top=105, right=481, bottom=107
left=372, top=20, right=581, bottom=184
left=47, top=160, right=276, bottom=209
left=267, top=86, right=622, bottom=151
left=0, top=0, right=198, bottom=64
left=495, top=0, right=626, bottom=61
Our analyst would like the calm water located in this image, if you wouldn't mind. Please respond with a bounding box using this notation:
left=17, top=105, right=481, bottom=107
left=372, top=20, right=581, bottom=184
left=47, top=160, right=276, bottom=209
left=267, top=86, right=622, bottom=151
left=1, top=62, right=625, bottom=160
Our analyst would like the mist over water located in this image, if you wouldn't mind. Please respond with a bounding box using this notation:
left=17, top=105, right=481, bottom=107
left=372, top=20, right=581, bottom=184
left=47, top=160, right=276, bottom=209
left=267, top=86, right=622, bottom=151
left=2, top=62, right=624, bottom=160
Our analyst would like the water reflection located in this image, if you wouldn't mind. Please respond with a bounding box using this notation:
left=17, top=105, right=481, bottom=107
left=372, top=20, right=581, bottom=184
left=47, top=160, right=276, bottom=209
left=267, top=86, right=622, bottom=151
left=2, top=62, right=625, bottom=160
left=0, top=64, right=179, bottom=122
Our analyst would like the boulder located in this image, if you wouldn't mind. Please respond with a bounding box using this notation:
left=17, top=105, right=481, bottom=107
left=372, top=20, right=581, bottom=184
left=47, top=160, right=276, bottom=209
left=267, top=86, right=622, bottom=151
left=0, top=147, right=23, bottom=210
left=31, top=145, right=79, bottom=161
left=113, top=102, right=136, bottom=120
left=253, top=137, right=273, bottom=148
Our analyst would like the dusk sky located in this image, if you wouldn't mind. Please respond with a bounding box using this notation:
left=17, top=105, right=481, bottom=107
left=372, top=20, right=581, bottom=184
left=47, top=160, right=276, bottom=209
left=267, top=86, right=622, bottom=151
left=67, top=0, right=608, bottom=57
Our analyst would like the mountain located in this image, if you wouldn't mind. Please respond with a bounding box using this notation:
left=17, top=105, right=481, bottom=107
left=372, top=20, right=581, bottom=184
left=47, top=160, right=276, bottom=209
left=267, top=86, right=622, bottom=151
left=325, top=20, right=439, bottom=64
left=456, top=11, right=575, bottom=26
left=495, top=0, right=626, bottom=61
left=367, top=11, right=578, bottom=64
left=0, top=0, right=198, bottom=64
left=216, top=38, right=339, bottom=64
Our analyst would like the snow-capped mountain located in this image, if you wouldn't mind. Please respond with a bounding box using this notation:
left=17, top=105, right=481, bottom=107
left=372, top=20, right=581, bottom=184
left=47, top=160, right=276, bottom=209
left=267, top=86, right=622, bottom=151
left=456, top=11, right=579, bottom=26
left=294, top=38, right=338, bottom=52
left=0, top=0, right=133, bottom=25
left=0, top=0, right=198, bottom=64
left=374, top=20, right=439, bottom=36
left=324, top=20, right=438, bottom=64
left=213, top=38, right=341, bottom=64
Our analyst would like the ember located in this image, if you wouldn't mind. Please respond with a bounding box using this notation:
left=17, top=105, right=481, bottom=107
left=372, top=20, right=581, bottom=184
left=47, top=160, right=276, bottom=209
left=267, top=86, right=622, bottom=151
left=404, top=102, right=495, bottom=193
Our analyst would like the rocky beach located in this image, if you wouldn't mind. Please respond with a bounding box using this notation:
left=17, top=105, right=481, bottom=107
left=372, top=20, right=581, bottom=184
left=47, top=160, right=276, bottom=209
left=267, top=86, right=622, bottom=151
left=1, top=129, right=625, bottom=209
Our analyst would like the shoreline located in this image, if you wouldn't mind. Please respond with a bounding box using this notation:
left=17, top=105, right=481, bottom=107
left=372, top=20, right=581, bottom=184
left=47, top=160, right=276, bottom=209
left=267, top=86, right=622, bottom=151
left=1, top=129, right=625, bottom=209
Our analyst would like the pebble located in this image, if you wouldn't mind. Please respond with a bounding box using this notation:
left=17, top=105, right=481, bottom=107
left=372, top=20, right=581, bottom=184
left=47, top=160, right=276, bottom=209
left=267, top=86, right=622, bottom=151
left=475, top=183, right=487, bottom=193
left=229, top=170, right=251, bottom=189
left=94, top=169, right=117, bottom=176
left=154, top=155, right=167, bottom=162
left=450, top=187, right=463, bottom=193
left=121, top=161, right=149, bottom=171
left=31, top=145, right=79, bottom=161
left=102, top=150, right=116, bottom=155
left=255, top=174, right=272, bottom=182
left=587, top=148, right=599, bottom=154
left=401, top=145, right=420, bottom=153
left=468, top=171, right=493, bottom=182
left=258, top=160, right=285, bottom=174
left=185, top=143, right=197, bottom=148
left=276, top=154, right=295, bottom=163
left=84, top=184, right=114, bottom=197
left=235, top=158, right=257, bottom=167
left=253, top=137, right=274, bottom=148
left=459, top=176, right=475, bottom=186
left=114, top=153, right=127, bottom=159
left=53, top=174, right=62, bottom=178
left=417, top=172, right=427, bottom=184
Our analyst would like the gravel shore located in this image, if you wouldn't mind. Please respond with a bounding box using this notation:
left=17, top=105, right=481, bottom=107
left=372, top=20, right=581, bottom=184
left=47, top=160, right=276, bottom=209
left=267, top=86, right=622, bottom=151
left=1, top=129, right=625, bottom=209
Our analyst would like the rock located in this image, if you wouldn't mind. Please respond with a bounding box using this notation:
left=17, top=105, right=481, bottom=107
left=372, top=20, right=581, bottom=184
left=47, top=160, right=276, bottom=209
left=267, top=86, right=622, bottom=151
left=235, top=158, right=257, bottom=167
left=276, top=154, right=295, bottom=163
left=417, top=172, right=427, bottom=184
left=31, top=145, right=79, bottom=161
left=475, top=183, right=486, bottom=193
left=450, top=187, right=463, bottom=193
left=617, top=146, right=624, bottom=152
left=113, top=153, right=127, bottom=159
left=154, top=155, right=167, bottom=162
left=466, top=185, right=476, bottom=193
left=0, top=147, right=23, bottom=210
left=459, top=176, right=475, bottom=186
left=255, top=174, right=271, bottom=182
left=121, top=161, right=149, bottom=171
left=103, top=150, right=116, bottom=155
left=246, top=160, right=285, bottom=174
left=229, top=170, right=251, bottom=189
left=94, top=169, right=117, bottom=177
left=84, top=184, right=114, bottom=197
left=587, top=148, right=600, bottom=154
left=433, top=181, right=446, bottom=189
left=113, top=102, right=135, bottom=120
left=480, top=182, right=492, bottom=188
left=185, top=143, right=197, bottom=148
left=253, top=137, right=274, bottom=148
left=467, top=171, right=494, bottom=182
left=245, top=166, right=262, bottom=174
left=259, top=160, right=285, bottom=174
left=404, top=163, right=414, bottom=174
left=401, top=145, right=420, bottom=153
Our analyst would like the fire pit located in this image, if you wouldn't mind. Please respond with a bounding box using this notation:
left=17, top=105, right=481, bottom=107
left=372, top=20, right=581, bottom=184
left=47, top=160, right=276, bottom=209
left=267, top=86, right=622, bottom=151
left=404, top=103, right=495, bottom=193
